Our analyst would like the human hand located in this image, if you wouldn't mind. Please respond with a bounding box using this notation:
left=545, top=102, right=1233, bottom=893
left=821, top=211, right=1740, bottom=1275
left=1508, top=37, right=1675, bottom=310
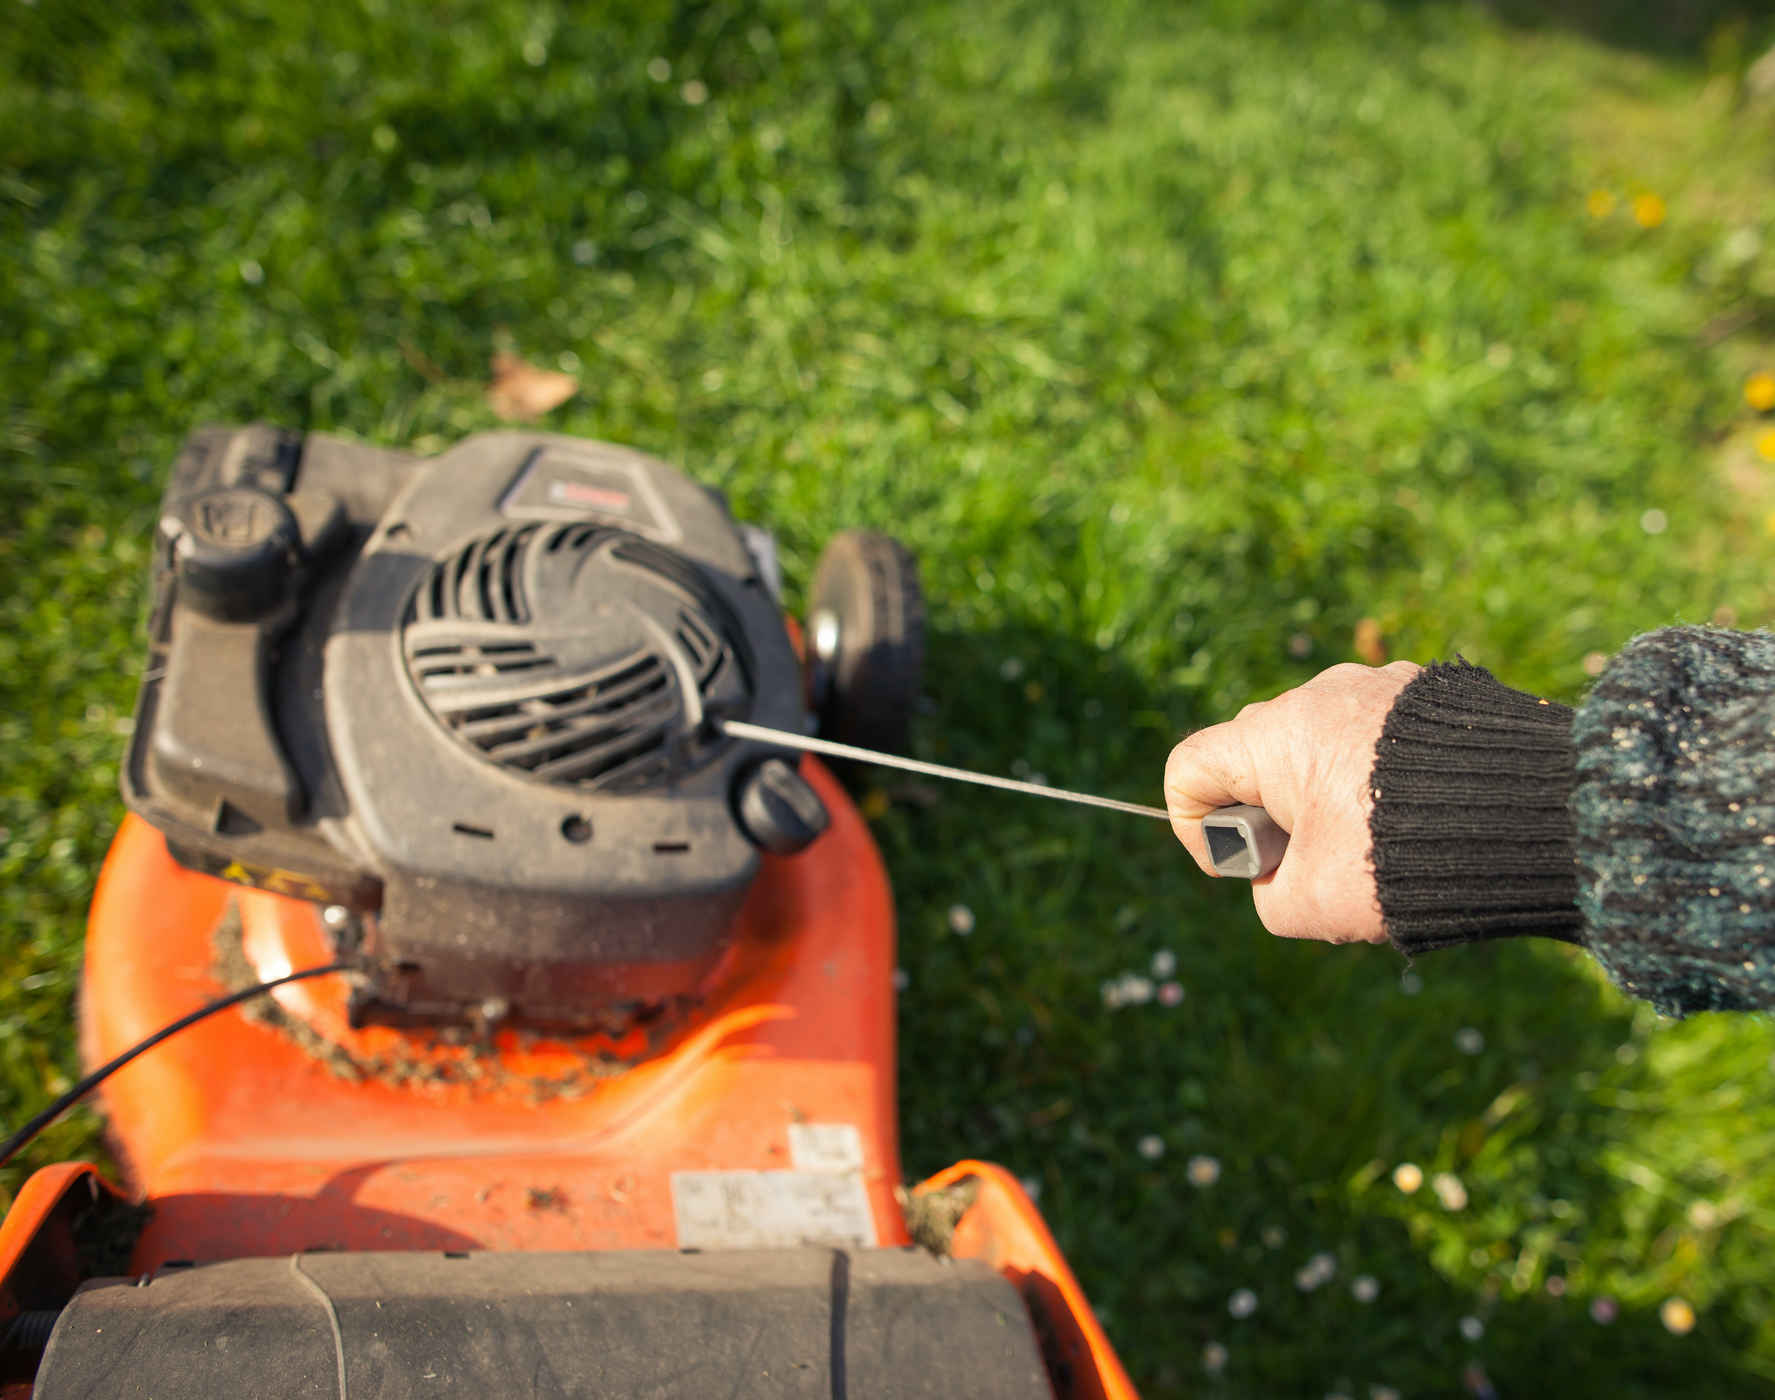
left=1164, top=661, right=1421, bottom=944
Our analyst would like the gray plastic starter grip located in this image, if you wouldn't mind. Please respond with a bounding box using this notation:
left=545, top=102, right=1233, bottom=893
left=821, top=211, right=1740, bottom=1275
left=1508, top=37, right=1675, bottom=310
left=1200, top=805, right=1289, bottom=879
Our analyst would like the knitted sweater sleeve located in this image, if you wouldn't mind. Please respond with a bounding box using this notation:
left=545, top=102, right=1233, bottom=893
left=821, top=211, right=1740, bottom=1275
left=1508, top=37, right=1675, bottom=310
left=1369, top=626, right=1775, bottom=1016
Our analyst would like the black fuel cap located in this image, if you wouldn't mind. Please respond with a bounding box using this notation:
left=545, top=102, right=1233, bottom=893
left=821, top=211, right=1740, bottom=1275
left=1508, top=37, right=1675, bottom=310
left=735, top=757, right=830, bottom=855
left=162, top=485, right=302, bottom=622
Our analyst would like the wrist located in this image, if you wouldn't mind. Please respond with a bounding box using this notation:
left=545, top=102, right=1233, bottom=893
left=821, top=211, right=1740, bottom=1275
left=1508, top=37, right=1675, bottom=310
left=1368, top=660, right=1582, bottom=954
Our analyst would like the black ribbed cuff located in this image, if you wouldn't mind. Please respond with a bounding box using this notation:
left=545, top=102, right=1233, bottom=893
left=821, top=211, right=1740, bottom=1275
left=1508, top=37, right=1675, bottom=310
left=1370, top=661, right=1583, bottom=954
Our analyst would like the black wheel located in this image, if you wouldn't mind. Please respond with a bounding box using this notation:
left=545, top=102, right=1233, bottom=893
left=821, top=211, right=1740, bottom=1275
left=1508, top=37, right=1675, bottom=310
left=805, top=530, right=925, bottom=754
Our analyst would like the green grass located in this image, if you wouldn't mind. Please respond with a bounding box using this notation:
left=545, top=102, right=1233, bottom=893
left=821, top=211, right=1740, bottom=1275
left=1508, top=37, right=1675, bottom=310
left=8, top=1, right=1775, bottom=1394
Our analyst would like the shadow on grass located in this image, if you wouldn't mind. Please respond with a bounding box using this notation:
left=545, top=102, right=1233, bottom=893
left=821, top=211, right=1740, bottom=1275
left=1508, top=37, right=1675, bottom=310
left=881, top=619, right=1763, bottom=1395
left=1393, top=0, right=1775, bottom=61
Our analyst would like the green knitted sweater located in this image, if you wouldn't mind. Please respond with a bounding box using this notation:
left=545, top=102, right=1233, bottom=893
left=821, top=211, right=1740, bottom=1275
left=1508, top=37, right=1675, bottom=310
left=1369, top=627, right=1775, bottom=1016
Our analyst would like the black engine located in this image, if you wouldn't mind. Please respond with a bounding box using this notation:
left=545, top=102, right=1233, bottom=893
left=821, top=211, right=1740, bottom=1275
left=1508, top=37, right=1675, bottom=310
left=122, top=425, right=885, bottom=1031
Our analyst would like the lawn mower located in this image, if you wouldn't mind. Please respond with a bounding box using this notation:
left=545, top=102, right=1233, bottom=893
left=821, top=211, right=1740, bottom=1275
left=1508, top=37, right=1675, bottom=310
left=0, top=425, right=1139, bottom=1397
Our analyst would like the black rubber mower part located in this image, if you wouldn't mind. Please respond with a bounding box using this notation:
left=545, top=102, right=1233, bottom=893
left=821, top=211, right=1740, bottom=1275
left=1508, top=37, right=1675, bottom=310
left=805, top=530, right=925, bottom=756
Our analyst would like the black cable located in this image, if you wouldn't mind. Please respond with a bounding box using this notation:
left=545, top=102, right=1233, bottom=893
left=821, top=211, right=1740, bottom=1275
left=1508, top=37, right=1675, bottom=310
left=0, top=961, right=355, bottom=1168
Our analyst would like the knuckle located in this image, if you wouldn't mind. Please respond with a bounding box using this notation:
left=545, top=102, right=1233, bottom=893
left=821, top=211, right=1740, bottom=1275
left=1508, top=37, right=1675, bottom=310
left=1173, top=721, right=1227, bottom=756
left=1164, top=737, right=1204, bottom=790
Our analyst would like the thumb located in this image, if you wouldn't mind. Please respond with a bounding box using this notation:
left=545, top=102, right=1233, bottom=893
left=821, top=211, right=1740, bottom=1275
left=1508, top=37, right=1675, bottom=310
left=1164, top=720, right=1266, bottom=876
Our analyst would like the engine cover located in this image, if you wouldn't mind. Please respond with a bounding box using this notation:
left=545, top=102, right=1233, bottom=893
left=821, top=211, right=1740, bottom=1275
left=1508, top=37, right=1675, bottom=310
left=122, top=425, right=815, bottom=1029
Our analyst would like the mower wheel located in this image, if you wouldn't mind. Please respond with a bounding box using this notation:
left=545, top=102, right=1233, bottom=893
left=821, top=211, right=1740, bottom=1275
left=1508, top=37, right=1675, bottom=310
left=805, top=530, right=925, bottom=755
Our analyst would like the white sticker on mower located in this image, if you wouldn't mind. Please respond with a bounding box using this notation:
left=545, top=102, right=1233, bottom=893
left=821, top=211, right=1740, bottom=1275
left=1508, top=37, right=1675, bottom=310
left=672, top=1169, right=876, bottom=1250
left=787, top=1122, right=864, bottom=1173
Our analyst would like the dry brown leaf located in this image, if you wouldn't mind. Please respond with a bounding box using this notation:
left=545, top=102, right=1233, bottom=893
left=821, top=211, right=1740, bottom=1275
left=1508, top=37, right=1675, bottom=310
left=1353, top=617, right=1387, bottom=665
left=486, top=351, right=578, bottom=422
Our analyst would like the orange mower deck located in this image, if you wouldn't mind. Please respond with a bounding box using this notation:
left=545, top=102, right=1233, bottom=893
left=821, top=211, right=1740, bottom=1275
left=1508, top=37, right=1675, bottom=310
left=0, top=760, right=1139, bottom=1397
left=82, top=759, right=903, bottom=1261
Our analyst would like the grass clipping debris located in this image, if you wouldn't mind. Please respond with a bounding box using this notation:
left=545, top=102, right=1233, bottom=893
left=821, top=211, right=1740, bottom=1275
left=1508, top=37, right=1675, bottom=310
left=896, top=1176, right=980, bottom=1257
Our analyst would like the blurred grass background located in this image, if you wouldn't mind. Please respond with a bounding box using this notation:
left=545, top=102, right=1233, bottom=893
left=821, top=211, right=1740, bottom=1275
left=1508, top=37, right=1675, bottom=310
left=7, top=0, right=1775, bottom=1394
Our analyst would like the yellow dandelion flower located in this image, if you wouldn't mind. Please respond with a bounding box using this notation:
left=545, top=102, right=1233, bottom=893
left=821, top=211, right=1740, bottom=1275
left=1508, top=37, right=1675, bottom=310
left=1759, top=428, right=1775, bottom=464
left=1660, top=1297, right=1697, bottom=1336
left=1746, top=371, right=1775, bottom=414
left=1633, top=193, right=1667, bottom=229
left=1586, top=189, right=1616, bottom=219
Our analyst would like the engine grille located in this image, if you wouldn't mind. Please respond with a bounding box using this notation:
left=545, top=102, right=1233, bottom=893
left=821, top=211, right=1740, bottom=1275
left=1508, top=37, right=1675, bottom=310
left=402, top=525, right=747, bottom=793
left=412, top=525, right=536, bottom=626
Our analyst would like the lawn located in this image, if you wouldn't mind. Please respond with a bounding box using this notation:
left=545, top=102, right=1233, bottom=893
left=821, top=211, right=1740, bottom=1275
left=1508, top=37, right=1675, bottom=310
left=7, top=0, right=1775, bottom=1394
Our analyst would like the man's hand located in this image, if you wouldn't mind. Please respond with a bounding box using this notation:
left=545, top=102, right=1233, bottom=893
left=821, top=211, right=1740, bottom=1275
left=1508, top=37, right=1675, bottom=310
left=1164, top=661, right=1421, bottom=944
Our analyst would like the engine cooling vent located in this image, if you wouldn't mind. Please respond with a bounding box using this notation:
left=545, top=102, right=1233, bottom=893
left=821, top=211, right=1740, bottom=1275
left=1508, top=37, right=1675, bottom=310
left=411, top=525, right=536, bottom=626
left=402, top=525, right=750, bottom=793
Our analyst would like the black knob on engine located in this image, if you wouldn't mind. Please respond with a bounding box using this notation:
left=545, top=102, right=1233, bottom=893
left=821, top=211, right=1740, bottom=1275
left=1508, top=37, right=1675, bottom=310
left=735, top=758, right=830, bottom=855
left=162, top=486, right=302, bottom=622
